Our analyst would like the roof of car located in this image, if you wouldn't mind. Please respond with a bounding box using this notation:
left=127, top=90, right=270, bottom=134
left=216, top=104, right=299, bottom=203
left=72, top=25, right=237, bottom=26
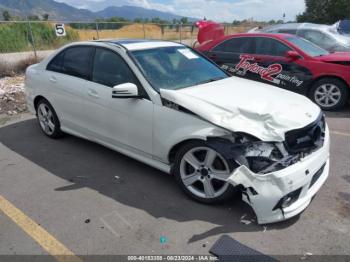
left=262, top=22, right=334, bottom=32
left=221, top=33, right=293, bottom=40
left=100, top=39, right=184, bottom=51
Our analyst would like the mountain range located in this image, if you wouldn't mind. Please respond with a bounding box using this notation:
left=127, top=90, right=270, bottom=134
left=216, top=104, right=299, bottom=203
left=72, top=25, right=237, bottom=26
left=0, top=0, right=198, bottom=21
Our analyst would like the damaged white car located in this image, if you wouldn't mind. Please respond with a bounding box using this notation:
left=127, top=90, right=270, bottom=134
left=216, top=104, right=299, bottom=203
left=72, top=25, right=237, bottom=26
left=25, top=40, right=330, bottom=224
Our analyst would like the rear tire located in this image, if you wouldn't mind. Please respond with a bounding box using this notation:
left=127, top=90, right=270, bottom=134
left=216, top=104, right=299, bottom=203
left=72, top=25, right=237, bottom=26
left=36, top=99, right=63, bottom=139
left=173, top=140, right=238, bottom=204
left=309, top=78, right=349, bottom=111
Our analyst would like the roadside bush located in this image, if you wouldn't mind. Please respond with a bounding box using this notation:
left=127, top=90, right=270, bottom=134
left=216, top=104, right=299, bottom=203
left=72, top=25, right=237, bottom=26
left=0, top=22, right=79, bottom=53
left=0, top=56, right=41, bottom=77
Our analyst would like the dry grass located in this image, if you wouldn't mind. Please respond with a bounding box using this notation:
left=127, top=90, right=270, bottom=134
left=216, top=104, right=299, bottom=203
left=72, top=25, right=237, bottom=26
left=0, top=56, right=40, bottom=78
left=77, top=24, right=162, bottom=40
left=75, top=23, right=249, bottom=42
left=76, top=24, right=199, bottom=41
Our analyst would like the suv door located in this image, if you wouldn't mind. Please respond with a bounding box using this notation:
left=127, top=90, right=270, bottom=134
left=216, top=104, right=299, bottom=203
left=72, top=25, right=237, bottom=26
left=83, top=47, right=153, bottom=156
left=46, top=46, right=94, bottom=132
left=205, top=37, right=255, bottom=77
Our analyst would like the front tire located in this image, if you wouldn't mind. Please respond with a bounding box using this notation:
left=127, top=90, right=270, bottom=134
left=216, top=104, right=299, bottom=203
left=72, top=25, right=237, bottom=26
left=309, top=78, right=349, bottom=111
left=173, top=140, right=238, bottom=204
left=36, top=99, right=63, bottom=138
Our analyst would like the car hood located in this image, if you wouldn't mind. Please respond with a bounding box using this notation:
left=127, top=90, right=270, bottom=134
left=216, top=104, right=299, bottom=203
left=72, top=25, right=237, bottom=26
left=316, top=52, right=350, bottom=62
left=160, top=77, right=321, bottom=142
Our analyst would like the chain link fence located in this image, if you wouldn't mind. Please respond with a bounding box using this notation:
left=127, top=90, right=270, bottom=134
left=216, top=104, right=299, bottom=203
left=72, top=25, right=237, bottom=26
left=0, top=20, right=252, bottom=71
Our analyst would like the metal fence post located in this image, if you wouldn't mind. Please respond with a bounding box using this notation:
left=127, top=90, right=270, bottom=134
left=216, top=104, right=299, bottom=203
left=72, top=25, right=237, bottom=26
left=142, top=23, right=146, bottom=39
left=190, top=25, right=193, bottom=46
left=95, top=22, right=100, bottom=40
left=179, top=23, right=182, bottom=43
left=27, top=17, right=37, bottom=60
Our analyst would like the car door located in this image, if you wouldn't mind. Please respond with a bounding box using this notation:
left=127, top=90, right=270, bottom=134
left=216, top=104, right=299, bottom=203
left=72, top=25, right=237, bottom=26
left=83, top=47, right=153, bottom=156
left=252, top=37, right=311, bottom=92
left=45, top=46, right=94, bottom=132
left=205, top=36, right=256, bottom=78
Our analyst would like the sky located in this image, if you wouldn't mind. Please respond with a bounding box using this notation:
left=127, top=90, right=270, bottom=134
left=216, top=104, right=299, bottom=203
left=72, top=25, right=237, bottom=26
left=58, top=0, right=306, bottom=22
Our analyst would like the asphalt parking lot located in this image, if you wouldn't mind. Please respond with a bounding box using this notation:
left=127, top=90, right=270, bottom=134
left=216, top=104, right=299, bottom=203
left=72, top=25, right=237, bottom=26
left=0, top=108, right=350, bottom=259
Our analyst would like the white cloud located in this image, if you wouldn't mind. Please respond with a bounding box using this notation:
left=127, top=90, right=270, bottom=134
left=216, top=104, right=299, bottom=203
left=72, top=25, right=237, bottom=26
left=163, top=0, right=306, bottom=22
left=57, top=0, right=306, bottom=22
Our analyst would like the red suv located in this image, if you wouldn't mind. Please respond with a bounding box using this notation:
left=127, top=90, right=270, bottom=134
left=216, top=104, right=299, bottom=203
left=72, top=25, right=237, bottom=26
left=195, top=21, right=350, bottom=110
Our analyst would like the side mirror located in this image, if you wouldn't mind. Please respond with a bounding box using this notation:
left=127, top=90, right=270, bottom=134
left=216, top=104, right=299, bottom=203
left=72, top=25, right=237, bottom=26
left=286, top=50, right=301, bottom=60
left=112, top=83, right=139, bottom=99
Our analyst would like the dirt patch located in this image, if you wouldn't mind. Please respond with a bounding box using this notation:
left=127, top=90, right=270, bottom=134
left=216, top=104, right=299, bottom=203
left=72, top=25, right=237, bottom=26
left=0, top=75, right=27, bottom=116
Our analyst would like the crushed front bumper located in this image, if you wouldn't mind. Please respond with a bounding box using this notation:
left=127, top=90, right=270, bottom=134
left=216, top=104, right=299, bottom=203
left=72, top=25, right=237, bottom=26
left=227, top=126, right=330, bottom=224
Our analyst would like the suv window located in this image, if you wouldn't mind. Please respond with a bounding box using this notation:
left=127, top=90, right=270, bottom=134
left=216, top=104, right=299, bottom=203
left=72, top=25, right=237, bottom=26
left=212, top=37, right=255, bottom=54
left=255, top=37, right=291, bottom=56
left=47, top=46, right=94, bottom=79
left=92, top=48, right=139, bottom=88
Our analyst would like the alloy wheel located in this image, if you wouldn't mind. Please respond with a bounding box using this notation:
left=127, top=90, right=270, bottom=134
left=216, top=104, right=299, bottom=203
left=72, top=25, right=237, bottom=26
left=314, top=83, right=341, bottom=108
left=179, top=146, right=231, bottom=199
left=38, top=103, right=55, bottom=135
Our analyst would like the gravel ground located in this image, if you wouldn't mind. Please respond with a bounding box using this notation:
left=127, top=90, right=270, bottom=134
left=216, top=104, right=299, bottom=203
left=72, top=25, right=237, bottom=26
left=0, top=75, right=27, bottom=117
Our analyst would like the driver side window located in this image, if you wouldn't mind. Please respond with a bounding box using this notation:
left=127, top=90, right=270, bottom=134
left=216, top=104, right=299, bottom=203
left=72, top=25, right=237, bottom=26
left=92, top=48, right=137, bottom=88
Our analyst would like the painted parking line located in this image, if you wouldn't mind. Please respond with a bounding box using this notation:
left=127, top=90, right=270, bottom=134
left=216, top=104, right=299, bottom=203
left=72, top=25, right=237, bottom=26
left=331, top=131, right=350, bottom=138
left=0, top=195, right=81, bottom=262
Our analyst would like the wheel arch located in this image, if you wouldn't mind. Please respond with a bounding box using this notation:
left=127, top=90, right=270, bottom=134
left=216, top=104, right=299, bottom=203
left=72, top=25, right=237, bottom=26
left=33, top=95, right=48, bottom=111
left=308, top=75, right=350, bottom=96
left=168, top=138, right=206, bottom=165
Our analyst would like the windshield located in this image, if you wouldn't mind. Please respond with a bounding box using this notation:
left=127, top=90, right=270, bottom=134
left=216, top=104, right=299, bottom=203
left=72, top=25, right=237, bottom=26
left=130, top=46, right=227, bottom=91
left=286, top=36, right=329, bottom=57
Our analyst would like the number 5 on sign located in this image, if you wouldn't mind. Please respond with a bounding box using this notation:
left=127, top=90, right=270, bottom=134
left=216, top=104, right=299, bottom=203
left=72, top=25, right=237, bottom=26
left=55, top=23, right=66, bottom=37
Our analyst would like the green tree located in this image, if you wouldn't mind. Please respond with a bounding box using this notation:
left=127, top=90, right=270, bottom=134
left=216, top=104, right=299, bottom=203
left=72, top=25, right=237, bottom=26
left=134, top=17, right=143, bottom=23
left=180, top=17, right=188, bottom=25
left=28, top=15, right=40, bottom=21
left=42, top=13, right=49, bottom=21
left=232, top=20, right=241, bottom=25
left=297, top=0, right=350, bottom=24
left=2, top=10, right=11, bottom=21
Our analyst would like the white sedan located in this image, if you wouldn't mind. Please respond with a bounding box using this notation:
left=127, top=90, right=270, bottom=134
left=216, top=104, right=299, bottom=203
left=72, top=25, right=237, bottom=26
left=25, top=39, right=330, bottom=224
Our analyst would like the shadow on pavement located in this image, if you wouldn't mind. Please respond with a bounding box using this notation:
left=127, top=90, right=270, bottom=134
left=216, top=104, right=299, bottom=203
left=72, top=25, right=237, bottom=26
left=0, top=119, right=298, bottom=242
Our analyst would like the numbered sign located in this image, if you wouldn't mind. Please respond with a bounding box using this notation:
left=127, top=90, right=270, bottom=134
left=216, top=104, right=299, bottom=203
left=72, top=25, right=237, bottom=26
left=55, top=23, right=66, bottom=37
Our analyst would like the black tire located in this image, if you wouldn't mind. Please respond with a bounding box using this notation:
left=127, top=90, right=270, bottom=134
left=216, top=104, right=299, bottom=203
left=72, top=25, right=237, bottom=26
left=309, top=78, right=349, bottom=111
left=36, top=98, right=63, bottom=139
left=173, top=140, right=238, bottom=204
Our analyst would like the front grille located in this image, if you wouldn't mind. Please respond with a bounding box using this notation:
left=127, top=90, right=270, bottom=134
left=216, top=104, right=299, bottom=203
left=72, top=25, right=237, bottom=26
left=285, top=113, right=325, bottom=154
left=309, top=163, right=326, bottom=189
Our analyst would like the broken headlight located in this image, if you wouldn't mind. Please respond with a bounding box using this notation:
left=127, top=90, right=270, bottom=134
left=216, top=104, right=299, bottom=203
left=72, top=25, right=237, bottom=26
left=207, top=134, right=301, bottom=175
left=242, top=141, right=285, bottom=174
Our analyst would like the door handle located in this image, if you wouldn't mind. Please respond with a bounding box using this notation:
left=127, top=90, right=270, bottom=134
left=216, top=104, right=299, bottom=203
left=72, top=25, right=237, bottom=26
left=49, top=76, right=57, bottom=83
left=88, top=89, right=99, bottom=98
